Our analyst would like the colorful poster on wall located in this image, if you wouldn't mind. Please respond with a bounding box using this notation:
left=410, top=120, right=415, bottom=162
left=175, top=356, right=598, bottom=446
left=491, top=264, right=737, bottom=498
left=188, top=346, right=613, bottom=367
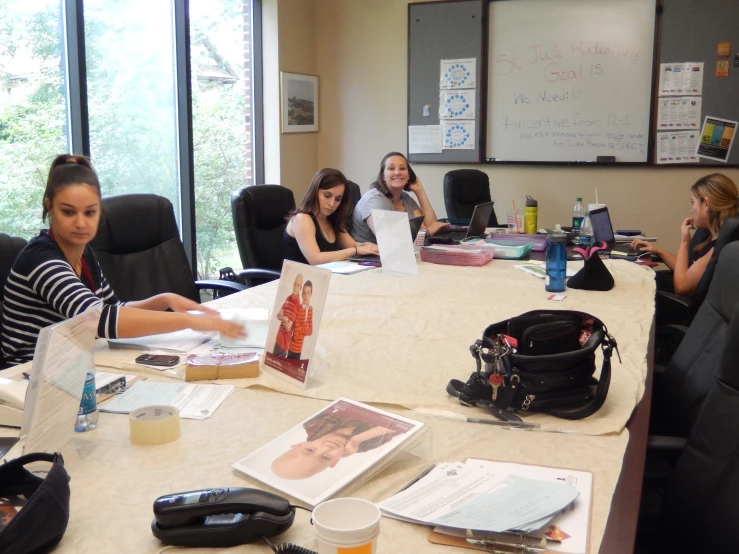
left=696, top=116, right=737, bottom=163
left=440, top=58, right=476, bottom=89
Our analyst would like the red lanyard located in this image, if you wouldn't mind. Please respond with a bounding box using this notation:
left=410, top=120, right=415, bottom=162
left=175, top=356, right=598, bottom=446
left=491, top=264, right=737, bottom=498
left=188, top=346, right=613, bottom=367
left=47, top=229, right=95, bottom=292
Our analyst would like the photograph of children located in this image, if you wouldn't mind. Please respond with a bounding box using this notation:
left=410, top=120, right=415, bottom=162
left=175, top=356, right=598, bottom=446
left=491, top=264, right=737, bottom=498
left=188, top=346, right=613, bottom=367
left=233, top=398, right=425, bottom=507
left=0, top=496, right=26, bottom=531
left=263, top=261, right=330, bottom=388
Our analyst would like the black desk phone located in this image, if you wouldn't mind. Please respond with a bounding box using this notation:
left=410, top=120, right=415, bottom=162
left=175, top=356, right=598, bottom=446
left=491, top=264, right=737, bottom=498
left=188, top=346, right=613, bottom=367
left=151, top=487, right=297, bottom=548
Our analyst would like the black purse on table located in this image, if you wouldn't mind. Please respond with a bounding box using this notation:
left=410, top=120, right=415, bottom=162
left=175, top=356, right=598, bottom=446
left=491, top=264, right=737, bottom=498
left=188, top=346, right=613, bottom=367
left=447, top=310, right=619, bottom=420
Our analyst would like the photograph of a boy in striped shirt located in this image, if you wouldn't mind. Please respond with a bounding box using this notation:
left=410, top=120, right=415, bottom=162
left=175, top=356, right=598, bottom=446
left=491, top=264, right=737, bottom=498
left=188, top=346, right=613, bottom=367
left=273, top=273, right=303, bottom=357
left=287, top=280, right=313, bottom=360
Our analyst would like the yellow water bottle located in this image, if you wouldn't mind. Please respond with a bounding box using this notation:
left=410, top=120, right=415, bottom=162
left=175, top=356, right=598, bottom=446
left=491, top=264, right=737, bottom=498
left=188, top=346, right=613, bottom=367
left=524, top=195, right=538, bottom=234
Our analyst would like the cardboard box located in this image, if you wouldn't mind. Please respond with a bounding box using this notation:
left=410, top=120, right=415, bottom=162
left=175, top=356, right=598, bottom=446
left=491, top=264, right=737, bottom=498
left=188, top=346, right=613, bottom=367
left=185, top=352, right=260, bottom=382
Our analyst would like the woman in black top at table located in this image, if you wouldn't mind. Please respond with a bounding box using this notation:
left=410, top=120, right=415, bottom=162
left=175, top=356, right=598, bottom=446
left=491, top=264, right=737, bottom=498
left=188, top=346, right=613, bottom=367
left=283, top=168, right=378, bottom=265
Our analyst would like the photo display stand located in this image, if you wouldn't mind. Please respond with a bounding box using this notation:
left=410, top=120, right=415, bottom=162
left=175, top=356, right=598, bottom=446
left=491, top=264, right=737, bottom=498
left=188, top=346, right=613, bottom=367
left=262, top=260, right=332, bottom=390
left=232, top=398, right=431, bottom=508
left=21, top=308, right=100, bottom=454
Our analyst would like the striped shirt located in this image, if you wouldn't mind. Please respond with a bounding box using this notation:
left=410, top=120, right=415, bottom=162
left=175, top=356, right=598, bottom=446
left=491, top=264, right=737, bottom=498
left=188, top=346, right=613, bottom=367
left=275, top=293, right=300, bottom=353
left=288, top=304, right=313, bottom=355
left=1, top=232, right=123, bottom=366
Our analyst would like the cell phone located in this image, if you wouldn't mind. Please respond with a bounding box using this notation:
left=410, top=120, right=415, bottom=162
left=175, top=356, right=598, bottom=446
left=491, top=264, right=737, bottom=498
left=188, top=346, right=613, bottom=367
left=135, top=354, right=181, bottom=367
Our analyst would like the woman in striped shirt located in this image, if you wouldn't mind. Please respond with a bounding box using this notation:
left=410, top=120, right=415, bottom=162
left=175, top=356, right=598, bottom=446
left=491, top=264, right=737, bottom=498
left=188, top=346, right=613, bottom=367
left=0, top=155, right=244, bottom=366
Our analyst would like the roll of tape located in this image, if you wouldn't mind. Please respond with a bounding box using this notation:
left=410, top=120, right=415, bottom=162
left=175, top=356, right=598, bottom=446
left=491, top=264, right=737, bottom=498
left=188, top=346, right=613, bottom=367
left=129, top=405, right=181, bottom=445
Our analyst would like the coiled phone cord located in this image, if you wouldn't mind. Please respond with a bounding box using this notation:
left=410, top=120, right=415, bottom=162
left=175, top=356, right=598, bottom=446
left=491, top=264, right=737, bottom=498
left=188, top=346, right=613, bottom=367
left=261, top=535, right=317, bottom=554
left=261, top=504, right=317, bottom=554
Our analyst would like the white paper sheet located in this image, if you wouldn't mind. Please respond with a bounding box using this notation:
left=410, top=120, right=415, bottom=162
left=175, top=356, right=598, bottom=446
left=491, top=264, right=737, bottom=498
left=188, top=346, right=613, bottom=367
left=442, top=121, right=475, bottom=150
left=99, top=381, right=234, bottom=420
left=107, top=329, right=214, bottom=353
left=658, top=62, right=703, bottom=96
left=439, top=90, right=476, bottom=120
left=655, top=130, right=700, bottom=164
left=379, top=461, right=579, bottom=534
left=513, top=264, right=578, bottom=279
left=372, top=210, right=419, bottom=276
left=656, top=96, right=702, bottom=131
left=408, top=125, right=443, bottom=154
left=440, top=58, right=477, bottom=89
left=317, top=261, right=375, bottom=275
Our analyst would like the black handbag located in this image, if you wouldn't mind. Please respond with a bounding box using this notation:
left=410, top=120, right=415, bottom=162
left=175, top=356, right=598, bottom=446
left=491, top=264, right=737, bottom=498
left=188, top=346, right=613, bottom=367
left=447, top=310, right=619, bottom=420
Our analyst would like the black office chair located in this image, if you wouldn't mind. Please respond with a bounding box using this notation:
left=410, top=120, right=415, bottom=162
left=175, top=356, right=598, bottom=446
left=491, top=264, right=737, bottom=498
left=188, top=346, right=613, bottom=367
left=0, top=233, right=28, bottom=369
left=650, top=241, right=739, bottom=440
left=636, top=242, right=739, bottom=549
left=90, top=194, right=245, bottom=302
left=343, top=180, right=361, bottom=235
left=442, top=169, right=499, bottom=226
left=641, top=302, right=739, bottom=552
left=231, top=184, right=295, bottom=286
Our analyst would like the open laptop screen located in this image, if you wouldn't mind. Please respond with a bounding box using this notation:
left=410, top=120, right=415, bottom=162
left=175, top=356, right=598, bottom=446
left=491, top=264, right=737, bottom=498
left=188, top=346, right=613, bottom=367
left=589, top=207, right=615, bottom=246
left=465, top=202, right=495, bottom=239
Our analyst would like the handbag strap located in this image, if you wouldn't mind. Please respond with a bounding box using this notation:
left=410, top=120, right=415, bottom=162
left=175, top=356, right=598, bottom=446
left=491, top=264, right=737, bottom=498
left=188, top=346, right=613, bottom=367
left=547, top=334, right=617, bottom=420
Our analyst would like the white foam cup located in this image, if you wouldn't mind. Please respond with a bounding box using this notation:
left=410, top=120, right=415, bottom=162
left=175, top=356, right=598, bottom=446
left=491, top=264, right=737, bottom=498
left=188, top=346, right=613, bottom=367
left=312, top=498, right=381, bottom=554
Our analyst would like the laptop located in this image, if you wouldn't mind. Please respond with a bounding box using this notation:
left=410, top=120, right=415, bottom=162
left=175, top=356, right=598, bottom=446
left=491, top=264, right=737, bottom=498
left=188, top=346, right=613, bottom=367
left=347, top=215, right=424, bottom=262
left=427, top=202, right=495, bottom=245
left=589, top=206, right=644, bottom=257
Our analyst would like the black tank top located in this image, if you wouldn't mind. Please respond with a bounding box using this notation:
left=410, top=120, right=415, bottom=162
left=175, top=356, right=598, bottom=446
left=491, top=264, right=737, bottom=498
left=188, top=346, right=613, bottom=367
left=283, top=214, right=341, bottom=264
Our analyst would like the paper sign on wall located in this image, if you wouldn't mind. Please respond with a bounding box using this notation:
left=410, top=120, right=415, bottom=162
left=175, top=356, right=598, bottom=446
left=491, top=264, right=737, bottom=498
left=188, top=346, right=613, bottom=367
left=442, top=121, right=475, bottom=150
left=440, top=58, right=476, bottom=89
left=439, top=90, right=475, bottom=120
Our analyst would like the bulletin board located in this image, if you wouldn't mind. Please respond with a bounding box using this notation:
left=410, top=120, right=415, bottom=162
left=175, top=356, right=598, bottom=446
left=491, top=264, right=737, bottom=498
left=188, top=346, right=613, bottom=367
left=657, top=0, right=739, bottom=166
left=407, top=0, right=484, bottom=163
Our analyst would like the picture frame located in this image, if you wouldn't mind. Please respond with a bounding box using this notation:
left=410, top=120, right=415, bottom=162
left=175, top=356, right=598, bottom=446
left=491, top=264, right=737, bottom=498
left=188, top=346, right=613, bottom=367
left=280, top=72, right=318, bottom=133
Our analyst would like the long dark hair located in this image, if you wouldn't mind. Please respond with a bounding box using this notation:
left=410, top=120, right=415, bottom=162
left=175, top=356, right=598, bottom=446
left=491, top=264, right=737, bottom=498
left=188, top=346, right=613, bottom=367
left=291, top=168, right=351, bottom=233
left=370, top=152, right=417, bottom=198
left=43, top=154, right=101, bottom=222
left=691, top=173, right=739, bottom=253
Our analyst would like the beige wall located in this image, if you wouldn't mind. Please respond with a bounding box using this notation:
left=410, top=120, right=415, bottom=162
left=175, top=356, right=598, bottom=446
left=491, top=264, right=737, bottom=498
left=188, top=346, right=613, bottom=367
left=314, top=0, right=739, bottom=253
left=263, top=0, right=318, bottom=201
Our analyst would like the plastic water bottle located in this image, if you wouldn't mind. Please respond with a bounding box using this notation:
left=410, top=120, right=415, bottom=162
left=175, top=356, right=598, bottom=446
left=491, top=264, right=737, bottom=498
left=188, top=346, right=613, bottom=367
left=572, top=198, right=585, bottom=230
left=75, top=371, right=98, bottom=432
left=545, top=233, right=568, bottom=293
left=579, top=212, right=594, bottom=248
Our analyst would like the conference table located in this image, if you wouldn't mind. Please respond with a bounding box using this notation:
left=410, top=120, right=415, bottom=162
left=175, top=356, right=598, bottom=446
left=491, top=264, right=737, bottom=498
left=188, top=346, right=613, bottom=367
left=6, top=257, right=656, bottom=553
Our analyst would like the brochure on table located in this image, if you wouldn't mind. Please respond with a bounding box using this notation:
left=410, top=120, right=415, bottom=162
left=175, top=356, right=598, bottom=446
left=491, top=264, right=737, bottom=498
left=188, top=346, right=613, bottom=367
left=379, top=458, right=592, bottom=554
left=262, top=260, right=331, bottom=389
left=372, top=209, right=418, bottom=276
left=21, top=308, right=100, bottom=454
left=233, top=398, right=427, bottom=508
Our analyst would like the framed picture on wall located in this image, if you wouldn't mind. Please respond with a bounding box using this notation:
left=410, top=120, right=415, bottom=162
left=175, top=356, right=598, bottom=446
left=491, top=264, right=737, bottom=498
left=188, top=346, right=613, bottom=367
left=281, top=72, right=318, bottom=133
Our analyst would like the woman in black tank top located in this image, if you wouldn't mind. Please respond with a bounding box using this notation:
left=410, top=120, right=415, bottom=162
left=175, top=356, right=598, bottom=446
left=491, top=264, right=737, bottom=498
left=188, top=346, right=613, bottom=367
left=283, top=169, right=379, bottom=265
left=630, top=173, right=738, bottom=297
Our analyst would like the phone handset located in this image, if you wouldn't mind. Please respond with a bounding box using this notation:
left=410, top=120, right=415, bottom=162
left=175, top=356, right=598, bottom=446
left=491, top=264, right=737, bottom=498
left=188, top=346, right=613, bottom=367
left=152, top=487, right=297, bottom=548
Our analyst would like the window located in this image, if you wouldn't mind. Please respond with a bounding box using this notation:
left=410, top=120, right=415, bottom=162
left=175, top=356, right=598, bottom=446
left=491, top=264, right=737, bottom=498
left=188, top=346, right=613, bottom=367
left=84, top=0, right=180, bottom=210
left=0, top=0, right=69, bottom=239
left=190, top=0, right=256, bottom=278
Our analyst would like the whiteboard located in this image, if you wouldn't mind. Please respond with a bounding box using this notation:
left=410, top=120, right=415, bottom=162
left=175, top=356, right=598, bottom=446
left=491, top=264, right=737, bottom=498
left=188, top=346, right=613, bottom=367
left=486, top=0, right=656, bottom=162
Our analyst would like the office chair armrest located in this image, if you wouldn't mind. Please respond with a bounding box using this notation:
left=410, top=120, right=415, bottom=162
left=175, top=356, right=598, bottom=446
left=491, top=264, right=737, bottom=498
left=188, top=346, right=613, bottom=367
left=235, top=268, right=281, bottom=287
left=655, top=291, right=697, bottom=327
left=654, top=323, right=690, bottom=368
left=647, top=435, right=687, bottom=452
left=195, top=279, right=248, bottom=294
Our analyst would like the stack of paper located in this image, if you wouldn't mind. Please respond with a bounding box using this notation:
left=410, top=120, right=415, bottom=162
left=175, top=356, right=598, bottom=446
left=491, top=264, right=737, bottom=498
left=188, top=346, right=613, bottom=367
left=317, top=261, right=375, bottom=275
left=108, top=329, right=214, bottom=352
left=379, top=459, right=591, bottom=554
left=98, top=381, right=234, bottom=420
